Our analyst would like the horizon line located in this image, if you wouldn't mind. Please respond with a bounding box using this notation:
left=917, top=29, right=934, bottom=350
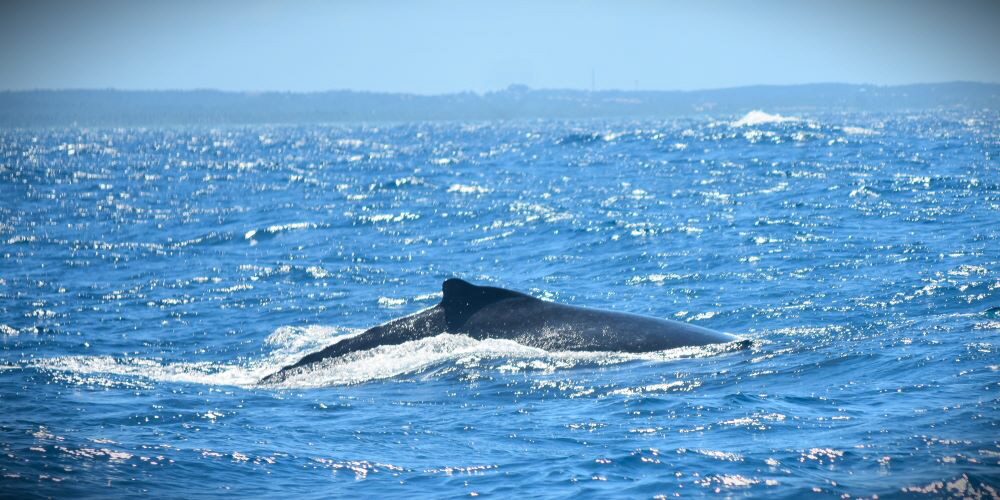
left=2, top=80, right=997, bottom=96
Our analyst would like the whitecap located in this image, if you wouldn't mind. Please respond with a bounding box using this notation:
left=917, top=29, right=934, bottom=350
left=731, top=110, right=801, bottom=127
left=244, top=222, right=317, bottom=241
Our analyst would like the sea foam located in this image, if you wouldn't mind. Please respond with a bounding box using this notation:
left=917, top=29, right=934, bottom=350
left=731, top=110, right=801, bottom=127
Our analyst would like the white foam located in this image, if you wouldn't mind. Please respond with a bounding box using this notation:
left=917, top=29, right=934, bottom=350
left=244, top=222, right=317, bottom=241
left=731, top=110, right=801, bottom=127
left=272, top=333, right=743, bottom=387
left=29, top=325, right=360, bottom=387
left=263, top=325, right=363, bottom=364
left=377, top=296, right=407, bottom=308
left=24, top=324, right=746, bottom=389
left=447, top=183, right=491, bottom=194
left=274, top=333, right=540, bottom=387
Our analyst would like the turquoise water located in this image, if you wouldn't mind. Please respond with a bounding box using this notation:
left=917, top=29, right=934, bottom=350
left=2, top=111, right=998, bottom=498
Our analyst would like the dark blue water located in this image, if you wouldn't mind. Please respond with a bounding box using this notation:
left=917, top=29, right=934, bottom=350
left=2, top=111, right=999, bottom=498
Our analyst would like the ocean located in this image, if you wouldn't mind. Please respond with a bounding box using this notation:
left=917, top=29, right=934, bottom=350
left=2, top=110, right=998, bottom=498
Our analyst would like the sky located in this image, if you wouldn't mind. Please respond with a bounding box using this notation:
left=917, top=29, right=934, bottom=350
left=1, top=0, right=998, bottom=94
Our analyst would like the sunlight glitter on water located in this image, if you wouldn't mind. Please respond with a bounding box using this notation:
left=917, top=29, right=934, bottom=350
left=2, top=111, right=998, bottom=497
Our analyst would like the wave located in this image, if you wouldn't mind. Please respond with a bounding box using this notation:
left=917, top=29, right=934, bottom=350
left=555, top=131, right=639, bottom=145
left=367, top=176, right=427, bottom=191
left=23, top=326, right=752, bottom=389
left=447, top=183, right=492, bottom=194
left=243, top=222, right=322, bottom=243
left=556, top=132, right=605, bottom=145
left=731, top=110, right=801, bottom=127
left=839, top=125, right=879, bottom=135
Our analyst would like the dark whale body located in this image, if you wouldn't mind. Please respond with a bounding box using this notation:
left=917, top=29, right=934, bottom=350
left=259, top=278, right=736, bottom=384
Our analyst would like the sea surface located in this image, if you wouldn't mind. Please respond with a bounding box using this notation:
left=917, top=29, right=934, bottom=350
left=2, top=110, right=999, bottom=498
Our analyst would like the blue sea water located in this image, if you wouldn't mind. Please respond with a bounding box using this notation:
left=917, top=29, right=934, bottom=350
left=1, top=111, right=999, bottom=498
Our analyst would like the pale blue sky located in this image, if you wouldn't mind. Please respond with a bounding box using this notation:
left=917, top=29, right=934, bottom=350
left=1, top=0, right=998, bottom=93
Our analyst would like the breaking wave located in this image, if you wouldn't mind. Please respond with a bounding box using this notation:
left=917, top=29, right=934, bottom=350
left=731, top=110, right=801, bottom=127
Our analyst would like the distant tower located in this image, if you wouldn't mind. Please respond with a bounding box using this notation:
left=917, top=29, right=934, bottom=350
left=591, top=69, right=595, bottom=92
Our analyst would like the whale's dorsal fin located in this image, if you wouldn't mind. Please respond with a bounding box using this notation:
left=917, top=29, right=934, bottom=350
left=441, top=278, right=531, bottom=331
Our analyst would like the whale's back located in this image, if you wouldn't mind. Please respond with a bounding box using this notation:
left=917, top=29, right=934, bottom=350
left=441, top=279, right=734, bottom=352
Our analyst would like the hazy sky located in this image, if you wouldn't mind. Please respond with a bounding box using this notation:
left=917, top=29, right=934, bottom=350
left=1, top=0, right=998, bottom=93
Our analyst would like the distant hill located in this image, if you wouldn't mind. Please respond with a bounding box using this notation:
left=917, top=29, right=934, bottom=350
left=1, top=82, right=997, bottom=127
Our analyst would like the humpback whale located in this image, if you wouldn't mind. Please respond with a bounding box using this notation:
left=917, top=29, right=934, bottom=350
left=260, top=278, right=736, bottom=384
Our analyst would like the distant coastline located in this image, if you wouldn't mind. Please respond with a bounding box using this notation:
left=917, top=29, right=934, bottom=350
left=1, top=82, right=997, bottom=127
